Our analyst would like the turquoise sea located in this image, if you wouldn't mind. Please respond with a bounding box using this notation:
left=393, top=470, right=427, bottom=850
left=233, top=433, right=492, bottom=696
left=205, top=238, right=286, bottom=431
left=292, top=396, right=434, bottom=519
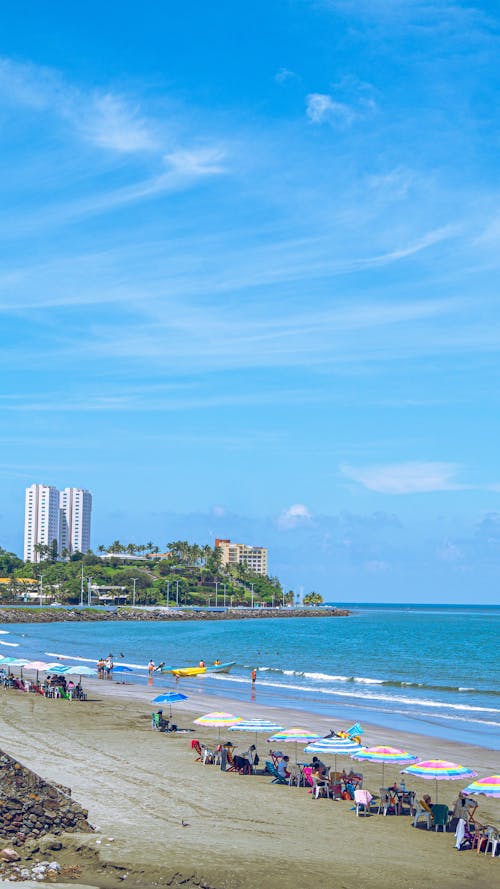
left=1, top=604, right=499, bottom=750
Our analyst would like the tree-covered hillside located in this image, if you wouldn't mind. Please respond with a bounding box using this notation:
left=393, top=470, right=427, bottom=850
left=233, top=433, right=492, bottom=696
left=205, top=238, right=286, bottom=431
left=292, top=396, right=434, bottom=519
left=0, top=541, right=307, bottom=607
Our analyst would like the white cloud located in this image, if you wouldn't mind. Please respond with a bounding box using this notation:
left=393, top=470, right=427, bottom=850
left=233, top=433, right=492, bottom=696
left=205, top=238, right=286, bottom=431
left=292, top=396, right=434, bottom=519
left=78, top=93, right=158, bottom=153
left=278, top=503, right=313, bottom=529
left=340, top=461, right=464, bottom=494
left=306, top=93, right=355, bottom=125
left=275, top=67, right=297, bottom=84
left=0, top=57, right=158, bottom=155
left=212, top=505, right=226, bottom=517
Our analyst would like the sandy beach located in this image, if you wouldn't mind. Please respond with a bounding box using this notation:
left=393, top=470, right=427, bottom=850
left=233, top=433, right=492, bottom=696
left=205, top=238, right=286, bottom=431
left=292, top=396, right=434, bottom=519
left=0, top=677, right=498, bottom=889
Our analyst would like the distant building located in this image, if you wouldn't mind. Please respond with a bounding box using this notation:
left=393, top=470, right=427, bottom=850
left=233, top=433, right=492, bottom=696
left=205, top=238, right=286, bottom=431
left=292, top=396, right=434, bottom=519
left=24, top=484, right=60, bottom=562
left=59, top=488, right=92, bottom=556
left=24, top=483, right=92, bottom=562
left=215, top=538, right=268, bottom=576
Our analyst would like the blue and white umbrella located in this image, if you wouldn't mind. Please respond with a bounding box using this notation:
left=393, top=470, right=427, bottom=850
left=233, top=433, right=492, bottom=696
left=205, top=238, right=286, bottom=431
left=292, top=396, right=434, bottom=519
left=304, top=736, right=365, bottom=774
left=152, top=691, right=188, bottom=718
left=229, top=718, right=285, bottom=748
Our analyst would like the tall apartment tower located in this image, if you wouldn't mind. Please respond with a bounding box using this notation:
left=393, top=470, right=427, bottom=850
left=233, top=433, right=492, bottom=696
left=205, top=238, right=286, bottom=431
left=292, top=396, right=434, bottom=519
left=59, top=488, right=92, bottom=556
left=24, top=484, right=60, bottom=562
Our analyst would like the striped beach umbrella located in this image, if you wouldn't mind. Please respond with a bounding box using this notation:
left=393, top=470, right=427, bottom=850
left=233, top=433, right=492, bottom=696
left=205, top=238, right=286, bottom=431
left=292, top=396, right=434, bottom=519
left=304, top=737, right=365, bottom=776
left=401, top=760, right=478, bottom=803
left=193, top=711, right=242, bottom=742
left=462, top=775, right=500, bottom=799
left=229, top=719, right=284, bottom=749
left=267, top=727, right=321, bottom=763
left=351, top=745, right=419, bottom=788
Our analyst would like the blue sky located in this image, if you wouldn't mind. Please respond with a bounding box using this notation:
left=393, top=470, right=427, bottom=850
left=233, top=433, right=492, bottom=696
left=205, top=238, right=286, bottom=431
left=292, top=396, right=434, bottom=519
left=2, top=1, right=500, bottom=602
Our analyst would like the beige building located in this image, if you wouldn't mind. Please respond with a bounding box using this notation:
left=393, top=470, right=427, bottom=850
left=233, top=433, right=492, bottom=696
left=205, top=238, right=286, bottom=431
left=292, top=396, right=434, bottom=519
left=215, top=539, right=268, bottom=576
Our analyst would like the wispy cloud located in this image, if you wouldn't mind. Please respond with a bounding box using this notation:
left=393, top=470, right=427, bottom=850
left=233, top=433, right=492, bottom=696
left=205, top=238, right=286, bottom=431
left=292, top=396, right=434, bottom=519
left=306, top=93, right=357, bottom=125
left=0, top=58, right=159, bottom=154
left=275, top=67, right=298, bottom=84
left=340, top=461, right=465, bottom=494
left=277, top=504, right=313, bottom=530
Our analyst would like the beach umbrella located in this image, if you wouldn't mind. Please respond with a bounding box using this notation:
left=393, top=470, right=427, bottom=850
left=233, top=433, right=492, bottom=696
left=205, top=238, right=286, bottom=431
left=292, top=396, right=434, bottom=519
left=401, top=760, right=478, bottom=803
left=23, top=660, right=52, bottom=683
left=152, top=691, right=188, bottom=718
left=229, top=719, right=285, bottom=750
left=304, top=737, right=365, bottom=776
left=350, top=745, right=420, bottom=789
left=112, top=665, right=134, bottom=673
left=267, top=727, right=321, bottom=764
left=461, top=775, right=500, bottom=799
left=193, top=711, right=242, bottom=742
left=2, top=658, right=29, bottom=677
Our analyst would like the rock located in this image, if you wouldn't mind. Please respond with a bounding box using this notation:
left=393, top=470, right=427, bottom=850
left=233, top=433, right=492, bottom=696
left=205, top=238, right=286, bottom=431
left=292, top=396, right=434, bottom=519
left=48, top=841, right=62, bottom=851
left=1, top=849, right=21, bottom=862
left=48, top=861, right=61, bottom=871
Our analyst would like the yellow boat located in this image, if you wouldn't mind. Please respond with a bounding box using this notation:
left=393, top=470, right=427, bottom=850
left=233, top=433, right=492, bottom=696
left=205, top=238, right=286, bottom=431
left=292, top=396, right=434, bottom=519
left=170, top=666, right=207, bottom=678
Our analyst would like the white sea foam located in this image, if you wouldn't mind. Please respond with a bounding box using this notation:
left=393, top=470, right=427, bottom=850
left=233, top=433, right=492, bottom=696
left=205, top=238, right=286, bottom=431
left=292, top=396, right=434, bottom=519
left=0, top=630, right=9, bottom=634
left=212, top=673, right=500, bottom=714
left=353, top=677, right=384, bottom=684
left=0, top=640, right=18, bottom=647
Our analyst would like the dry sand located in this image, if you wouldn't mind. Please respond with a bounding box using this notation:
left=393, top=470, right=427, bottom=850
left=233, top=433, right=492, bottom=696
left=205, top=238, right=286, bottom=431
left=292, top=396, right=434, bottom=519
left=0, top=678, right=498, bottom=889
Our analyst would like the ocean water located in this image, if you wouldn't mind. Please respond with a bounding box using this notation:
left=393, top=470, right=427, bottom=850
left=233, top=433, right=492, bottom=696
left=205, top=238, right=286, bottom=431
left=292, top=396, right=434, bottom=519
left=1, top=604, right=499, bottom=750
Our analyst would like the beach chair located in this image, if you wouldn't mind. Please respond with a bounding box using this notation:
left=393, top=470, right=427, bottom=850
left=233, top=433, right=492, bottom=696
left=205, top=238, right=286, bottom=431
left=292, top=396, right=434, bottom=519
left=432, top=804, right=449, bottom=832
left=288, top=764, right=303, bottom=787
left=354, top=789, right=373, bottom=816
left=484, top=826, right=499, bottom=858
left=311, top=774, right=331, bottom=800
left=378, top=790, right=398, bottom=816
left=191, top=739, right=203, bottom=761
left=265, top=761, right=287, bottom=785
left=413, top=799, right=432, bottom=829
left=225, top=749, right=239, bottom=772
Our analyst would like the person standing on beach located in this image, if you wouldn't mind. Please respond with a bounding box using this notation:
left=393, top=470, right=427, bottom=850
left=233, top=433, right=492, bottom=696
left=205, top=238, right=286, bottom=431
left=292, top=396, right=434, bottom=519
left=97, top=658, right=105, bottom=679
left=105, top=656, right=114, bottom=680
left=251, top=668, right=257, bottom=685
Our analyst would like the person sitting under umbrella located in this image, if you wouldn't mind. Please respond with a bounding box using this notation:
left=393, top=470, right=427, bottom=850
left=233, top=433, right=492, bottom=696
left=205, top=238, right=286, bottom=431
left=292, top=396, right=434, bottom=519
left=153, top=710, right=169, bottom=732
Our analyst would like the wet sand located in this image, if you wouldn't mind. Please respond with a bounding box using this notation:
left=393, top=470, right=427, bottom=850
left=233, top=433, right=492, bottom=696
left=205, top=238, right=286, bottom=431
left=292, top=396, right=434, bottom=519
left=0, top=678, right=498, bottom=889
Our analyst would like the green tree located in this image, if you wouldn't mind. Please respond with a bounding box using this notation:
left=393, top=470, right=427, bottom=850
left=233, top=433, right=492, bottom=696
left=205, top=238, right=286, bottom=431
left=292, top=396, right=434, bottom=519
left=303, top=592, right=324, bottom=606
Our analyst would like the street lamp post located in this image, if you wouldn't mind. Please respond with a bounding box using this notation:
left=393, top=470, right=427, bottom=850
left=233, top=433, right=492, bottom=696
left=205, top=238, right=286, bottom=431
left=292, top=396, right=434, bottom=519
left=215, top=580, right=218, bottom=607
left=251, top=583, right=254, bottom=609
left=132, top=578, right=136, bottom=607
left=87, top=578, right=92, bottom=607
left=176, top=580, right=179, bottom=607
left=166, top=581, right=170, bottom=608
left=80, top=562, right=84, bottom=607
left=223, top=583, right=226, bottom=607
left=39, top=574, right=43, bottom=607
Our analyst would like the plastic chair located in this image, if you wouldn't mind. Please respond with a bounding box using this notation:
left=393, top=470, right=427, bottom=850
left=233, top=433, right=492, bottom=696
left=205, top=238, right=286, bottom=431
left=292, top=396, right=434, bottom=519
left=484, top=827, right=499, bottom=858
left=432, top=805, right=449, bottom=832
left=412, top=799, right=432, bottom=829
left=354, top=789, right=373, bottom=816
left=311, top=775, right=330, bottom=800
left=191, top=739, right=203, bottom=761
left=378, top=789, right=398, bottom=816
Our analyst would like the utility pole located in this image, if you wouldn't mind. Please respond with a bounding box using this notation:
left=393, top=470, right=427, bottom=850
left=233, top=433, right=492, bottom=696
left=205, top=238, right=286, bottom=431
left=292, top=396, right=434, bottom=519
left=132, top=578, right=136, bottom=607
left=176, top=579, right=179, bottom=607
left=215, top=580, right=218, bottom=607
left=80, top=562, right=84, bottom=607
left=166, top=581, right=170, bottom=608
left=223, top=583, right=226, bottom=607
left=39, top=574, right=43, bottom=607
left=87, top=578, right=92, bottom=607
left=251, top=583, right=254, bottom=609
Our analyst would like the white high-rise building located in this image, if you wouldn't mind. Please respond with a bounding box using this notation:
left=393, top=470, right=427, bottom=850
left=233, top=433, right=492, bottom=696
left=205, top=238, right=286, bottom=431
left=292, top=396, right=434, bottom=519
left=59, top=488, right=92, bottom=556
left=24, top=484, right=60, bottom=562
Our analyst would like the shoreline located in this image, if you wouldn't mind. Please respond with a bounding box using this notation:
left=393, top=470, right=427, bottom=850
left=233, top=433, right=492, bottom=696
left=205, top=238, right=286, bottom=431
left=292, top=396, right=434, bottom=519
left=0, top=677, right=498, bottom=889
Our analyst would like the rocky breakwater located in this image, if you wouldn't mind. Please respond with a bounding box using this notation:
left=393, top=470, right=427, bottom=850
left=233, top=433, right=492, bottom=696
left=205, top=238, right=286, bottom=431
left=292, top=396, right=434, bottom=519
left=0, top=749, right=93, bottom=844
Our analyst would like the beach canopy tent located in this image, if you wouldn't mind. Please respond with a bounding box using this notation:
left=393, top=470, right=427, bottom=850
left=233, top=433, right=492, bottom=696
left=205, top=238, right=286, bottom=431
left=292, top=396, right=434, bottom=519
left=194, top=711, right=242, bottom=742
left=462, top=775, right=500, bottom=798
left=229, top=719, right=285, bottom=750
left=350, top=746, right=420, bottom=788
left=304, top=737, right=365, bottom=776
left=152, top=691, right=188, bottom=718
left=267, top=727, right=321, bottom=763
left=401, top=760, right=478, bottom=803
